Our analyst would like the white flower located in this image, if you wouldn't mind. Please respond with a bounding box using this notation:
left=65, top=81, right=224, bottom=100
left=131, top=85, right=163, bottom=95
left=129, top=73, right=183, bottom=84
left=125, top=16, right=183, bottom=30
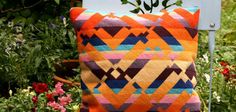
left=21, top=89, right=31, bottom=96
left=9, top=90, right=12, bottom=96
left=21, top=86, right=34, bottom=96
left=21, top=89, right=29, bottom=93
left=203, top=53, right=209, bottom=63
left=204, top=73, right=210, bottom=83
left=5, top=47, right=11, bottom=55
left=72, top=105, right=80, bottom=111
left=29, top=91, right=36, bottom=96
left=16, top=26, right=22, bottom=33
left=213, top=91, right=218, bottom=97
left=213, top=91, right=221, bottom=102
left=27, top=86, right=32, bottom=90
left=216, top=96, right=221, bottom=102
left=21, top=86, right=32, bottom=93
left=63, top=17, right=67, bottom=27
left=8, top=21, right=14, bottom=27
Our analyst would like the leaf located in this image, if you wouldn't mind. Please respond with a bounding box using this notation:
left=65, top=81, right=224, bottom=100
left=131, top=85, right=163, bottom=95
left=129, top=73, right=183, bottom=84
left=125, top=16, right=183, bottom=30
left=143, top=2, right=151, bottom=11
left=54, top=0, right=60, bottom=5
left=223, top=31, right=236, bottom=43
left=13, top=16, right=26, bottom=25
left=0, top=18, right=6, bottom=24
left=27, top=45, right=41, bottom=64
left=121, top=0, right=128, bottom=4
left=136, top=0, right=141, bottom=5
left=162, top=0, right=169, bottom=8
left=20, top=9, right=31, bottom=17
left=35, top=57, right=42, bottom=68
left=45, top=57, right=52, bottom=70
left=26, top=18, right=34, bottom=25
left=175, top=0, right=183, bottom=6
left=130, top=8, right=140, bottom=14
left=68, top=31, right=76, bottom=49
left=153, top=0, right=159, bottom=7
left=230, top=105, right=236, bottom=112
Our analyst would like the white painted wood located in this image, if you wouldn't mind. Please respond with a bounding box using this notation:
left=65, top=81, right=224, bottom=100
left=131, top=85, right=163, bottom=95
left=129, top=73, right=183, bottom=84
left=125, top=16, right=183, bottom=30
left=82, top=0, right=221, bottom=30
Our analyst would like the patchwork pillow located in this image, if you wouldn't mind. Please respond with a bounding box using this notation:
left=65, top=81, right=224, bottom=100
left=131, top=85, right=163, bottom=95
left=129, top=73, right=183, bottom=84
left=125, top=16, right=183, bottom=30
left=70, top=7, right=201, bottom=112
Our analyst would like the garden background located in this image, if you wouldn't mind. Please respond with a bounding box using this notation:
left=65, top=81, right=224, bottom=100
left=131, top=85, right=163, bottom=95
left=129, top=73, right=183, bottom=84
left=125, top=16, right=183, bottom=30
left=0, top=0, right=235, bottom=111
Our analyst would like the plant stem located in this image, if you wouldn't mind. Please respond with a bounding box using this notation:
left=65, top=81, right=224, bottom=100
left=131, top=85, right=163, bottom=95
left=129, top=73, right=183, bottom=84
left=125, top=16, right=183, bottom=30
left=139, top=8, right=145, bottom=14
left=198, top=90, right=208, bottom=111
left=128, top=1, right=137, bottom=7
left=1, top=0, right=42, bottom=13
left=128, top=1, right=145, bottom=14
left=150, top=0, right=153, bottom=13
left=162, top=3, right=176, bottom=10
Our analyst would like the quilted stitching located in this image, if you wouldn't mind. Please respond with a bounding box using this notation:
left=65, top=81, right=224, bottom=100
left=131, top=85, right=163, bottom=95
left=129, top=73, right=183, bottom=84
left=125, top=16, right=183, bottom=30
left=70, top=7, right=201, bottom=112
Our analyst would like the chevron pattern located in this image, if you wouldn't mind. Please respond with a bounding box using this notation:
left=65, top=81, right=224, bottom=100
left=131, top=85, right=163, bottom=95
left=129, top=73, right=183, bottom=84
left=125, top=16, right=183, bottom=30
left=70, top=7, right=201, bottom=112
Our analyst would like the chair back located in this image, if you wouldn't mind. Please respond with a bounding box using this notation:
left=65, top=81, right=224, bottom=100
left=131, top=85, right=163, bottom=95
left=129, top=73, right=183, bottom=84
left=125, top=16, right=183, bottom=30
left=82, top=0, right=221, bottom=30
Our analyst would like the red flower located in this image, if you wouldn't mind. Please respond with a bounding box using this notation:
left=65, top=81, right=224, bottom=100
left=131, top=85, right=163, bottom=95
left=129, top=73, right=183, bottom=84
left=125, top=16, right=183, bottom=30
left=220, top=61, right=229, bottom=66
left=32, top=96, right=38, bottom=104
left=31, top=107, right=36, bottom=112
left=32, top=82, right=48, bottom=94
left=222, top=68, right=230, bottom=76
left=46, top=93, right=54, bottom=101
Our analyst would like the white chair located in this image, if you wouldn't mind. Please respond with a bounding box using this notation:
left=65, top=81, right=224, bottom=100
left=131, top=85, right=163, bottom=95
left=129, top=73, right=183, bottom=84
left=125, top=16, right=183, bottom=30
left=82, top=0, right=222, bottom=111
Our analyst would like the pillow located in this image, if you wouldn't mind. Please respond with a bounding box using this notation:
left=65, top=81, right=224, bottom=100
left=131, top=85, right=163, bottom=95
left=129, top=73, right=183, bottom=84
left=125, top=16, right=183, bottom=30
left=70, top=7, right=200, bottom=112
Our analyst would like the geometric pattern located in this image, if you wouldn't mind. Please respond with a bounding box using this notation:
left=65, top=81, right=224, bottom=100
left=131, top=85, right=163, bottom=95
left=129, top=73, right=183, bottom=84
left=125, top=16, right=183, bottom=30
left=70, top=7, right=201, bottom=112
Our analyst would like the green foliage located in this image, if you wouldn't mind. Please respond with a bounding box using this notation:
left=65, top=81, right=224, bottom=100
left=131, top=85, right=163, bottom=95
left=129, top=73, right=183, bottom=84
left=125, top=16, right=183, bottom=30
left=0, top=17, right=78, bottom=90
left=120, top=0, right=183, bottom=14
left=195, top=48, right=236, bottom=111
left=55, top=0, right=60, bottom=5
left=66, top=86, right=82, bottom=111
left=218, top=0, right=236, bottom=45
left=0, top=0, right=82, bottom=96
left=0, top=83, right=81, bottom=112
left=195, top=0, right=236, bottom=111
left=0, top=88, right=34, bottom=112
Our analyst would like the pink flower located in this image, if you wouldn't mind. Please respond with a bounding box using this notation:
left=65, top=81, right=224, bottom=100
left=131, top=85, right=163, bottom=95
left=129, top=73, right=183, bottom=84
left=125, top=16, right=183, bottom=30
left=59, top=106, right=66, bottom=112
left=55, top=82, right=63, bottom=88
left=53, top=82, right=65, bottom=96
left=47, top=101, right=66, bottom=112
left=58, top=94, right=72, bottom=106
left=54, top=88, right=65, bottom=96
left=47, top=101, right=61, bottom=110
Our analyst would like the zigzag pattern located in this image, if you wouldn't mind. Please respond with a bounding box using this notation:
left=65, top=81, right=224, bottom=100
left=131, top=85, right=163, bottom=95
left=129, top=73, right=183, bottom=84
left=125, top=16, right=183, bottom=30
left=70, top=7, right=201, bottom=112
